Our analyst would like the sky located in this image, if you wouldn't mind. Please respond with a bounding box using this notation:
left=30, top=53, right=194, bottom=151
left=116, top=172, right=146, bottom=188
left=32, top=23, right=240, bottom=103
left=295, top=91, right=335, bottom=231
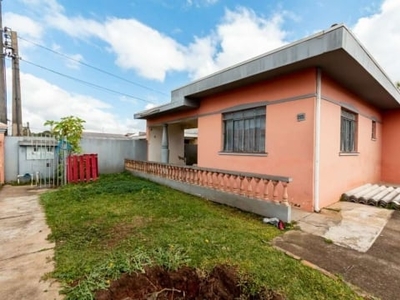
left=2, top=0, right=400, bottom=134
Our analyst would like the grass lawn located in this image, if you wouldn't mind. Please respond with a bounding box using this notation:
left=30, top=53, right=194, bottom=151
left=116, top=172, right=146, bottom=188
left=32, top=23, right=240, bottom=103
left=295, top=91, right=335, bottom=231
left=41, top=172, right=361, bottom=300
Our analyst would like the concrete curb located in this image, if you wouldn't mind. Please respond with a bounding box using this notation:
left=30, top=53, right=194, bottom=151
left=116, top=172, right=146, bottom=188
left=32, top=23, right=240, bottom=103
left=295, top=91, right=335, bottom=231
left=272, top=242, right=378, bottom=300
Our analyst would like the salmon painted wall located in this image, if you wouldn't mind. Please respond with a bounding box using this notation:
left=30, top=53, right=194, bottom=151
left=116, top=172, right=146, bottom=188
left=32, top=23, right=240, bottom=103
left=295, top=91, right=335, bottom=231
left=147, top=69, right=317, bottom=125
left=319, top=75, right=382, bottom=208
left=145, top=69, right=320, bottom=210
left=196, top=69, right=317, bottom=210
left=381, top=109, right=400, bottom=184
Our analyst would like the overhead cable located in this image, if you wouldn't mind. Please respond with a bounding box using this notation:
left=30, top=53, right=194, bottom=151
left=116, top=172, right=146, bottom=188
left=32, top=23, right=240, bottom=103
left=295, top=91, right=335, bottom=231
left=21, top=58, right=158, bottom=104
left=18, top=35, right=169, bottom=97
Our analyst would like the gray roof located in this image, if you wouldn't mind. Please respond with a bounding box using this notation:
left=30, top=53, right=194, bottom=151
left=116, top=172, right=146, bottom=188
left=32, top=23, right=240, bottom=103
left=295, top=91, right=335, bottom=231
left=135, top=24, right=400, bottom=120
left=82, top=132, right=132, bottom=140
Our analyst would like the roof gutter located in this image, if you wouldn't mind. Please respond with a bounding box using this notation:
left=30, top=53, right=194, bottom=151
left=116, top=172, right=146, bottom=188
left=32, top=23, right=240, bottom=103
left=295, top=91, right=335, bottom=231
left=314, top=68, right=322, bottom=212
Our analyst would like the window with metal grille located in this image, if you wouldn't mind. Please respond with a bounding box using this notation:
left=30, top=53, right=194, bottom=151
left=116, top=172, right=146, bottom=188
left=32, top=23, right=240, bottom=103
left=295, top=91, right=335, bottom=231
left=223, top=107, right=266, bottom=153
left=340, top=109, right=357, bottom=152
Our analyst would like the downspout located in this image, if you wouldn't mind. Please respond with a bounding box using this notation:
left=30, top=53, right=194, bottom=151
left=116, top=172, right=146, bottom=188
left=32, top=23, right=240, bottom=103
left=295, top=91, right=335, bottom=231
left=314, top=68, right=321, bottom=212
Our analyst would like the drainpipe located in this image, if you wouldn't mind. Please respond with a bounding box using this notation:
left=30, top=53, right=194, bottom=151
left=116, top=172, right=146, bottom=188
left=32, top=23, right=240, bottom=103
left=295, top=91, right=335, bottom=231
left=314, top=68, right=321, bottom=212
left=161, top=124, right=169, bottom=163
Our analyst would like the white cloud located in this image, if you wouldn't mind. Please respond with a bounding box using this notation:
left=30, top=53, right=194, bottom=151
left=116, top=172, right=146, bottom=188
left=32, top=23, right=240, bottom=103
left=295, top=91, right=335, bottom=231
left=186, top=7, right=287, bottom=78
left=102, top=18, right=186, bottom=81
left=19, top=0, right=64, bottom=15
left=185, top=35, right=217, bottom=79
left=51, top=44, right=84, bottom=69
left=3, top=12, right=44, bottom=41
left=145, top=103, right=157, bottom=110
left=34, top=2, right=287, bottom=81
left=215, top=8, right=286, bottom=66
left=8, top=71, right=144, bottom=134
left=353, top=0, right=400, bottom=82
left=186, top=0, right=219, bottom=7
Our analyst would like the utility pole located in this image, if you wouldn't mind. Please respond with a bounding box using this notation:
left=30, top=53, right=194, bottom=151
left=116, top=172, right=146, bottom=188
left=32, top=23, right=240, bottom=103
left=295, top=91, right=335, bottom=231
left=4, top=28, right=22, bottom=136
left=0, top=0, right=8, bottom=130
left=10, top=30, right=22, bottom=136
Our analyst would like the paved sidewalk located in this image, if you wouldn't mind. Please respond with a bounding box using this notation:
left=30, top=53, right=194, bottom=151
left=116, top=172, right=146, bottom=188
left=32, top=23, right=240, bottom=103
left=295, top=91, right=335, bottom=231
left=0, top=185, right=62, bottom=300
left=291, top=201, right=393, bottom=252
left=274, top=205, right=400, bottom=300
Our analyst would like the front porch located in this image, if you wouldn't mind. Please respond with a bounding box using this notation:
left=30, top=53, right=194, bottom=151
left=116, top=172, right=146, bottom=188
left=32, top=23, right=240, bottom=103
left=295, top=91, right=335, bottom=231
left=125, top=159, right=292, bottom=222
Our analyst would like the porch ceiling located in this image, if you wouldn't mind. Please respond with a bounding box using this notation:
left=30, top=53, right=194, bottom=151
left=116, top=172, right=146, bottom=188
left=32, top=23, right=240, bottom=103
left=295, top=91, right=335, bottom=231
left=135, top=24, right=400, bottom=120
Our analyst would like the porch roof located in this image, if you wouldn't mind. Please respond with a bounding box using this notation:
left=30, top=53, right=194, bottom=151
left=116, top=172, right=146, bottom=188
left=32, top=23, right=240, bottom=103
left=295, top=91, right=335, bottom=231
left=135, top=24, right=400, bottom=120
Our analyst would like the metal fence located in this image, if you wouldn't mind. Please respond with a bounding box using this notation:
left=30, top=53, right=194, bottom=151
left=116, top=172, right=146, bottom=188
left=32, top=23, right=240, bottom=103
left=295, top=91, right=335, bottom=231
left=6, top=134, right=67, bottom=187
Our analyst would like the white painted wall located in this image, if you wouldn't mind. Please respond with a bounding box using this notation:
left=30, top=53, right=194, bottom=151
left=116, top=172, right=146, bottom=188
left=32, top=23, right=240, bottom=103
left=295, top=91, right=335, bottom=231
left=148, top=126, right=162, bottom=162
left=168, top=124, right=185, bottom=164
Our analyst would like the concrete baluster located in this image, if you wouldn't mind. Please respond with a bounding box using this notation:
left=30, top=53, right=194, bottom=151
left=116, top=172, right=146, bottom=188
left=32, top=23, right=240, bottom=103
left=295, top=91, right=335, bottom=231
left=239, top=176, right=245, bottom=195
left=254, top=178, right=261, bottom=198
left=246, top=177, right=253, bottom=197
left=282, top=181, right=289, bottom=206
left=263, top=179, right=270, bottom=200
left=225, top=174, right=231, bottom=192
left=231, top=175, right=238, bottom=194
left=272, top=180, right=279, bottom=203
left=220, top=173, right=225, bottom=191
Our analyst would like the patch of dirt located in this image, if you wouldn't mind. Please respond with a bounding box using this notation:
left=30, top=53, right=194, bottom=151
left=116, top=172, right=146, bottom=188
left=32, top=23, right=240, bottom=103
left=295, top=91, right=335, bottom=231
left=95, top=265, right=284, bottom=300
left=106, top=217, right=150, bottom=248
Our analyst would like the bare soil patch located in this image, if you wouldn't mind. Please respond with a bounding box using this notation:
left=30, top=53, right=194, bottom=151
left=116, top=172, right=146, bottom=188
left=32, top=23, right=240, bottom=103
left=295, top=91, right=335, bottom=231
left=95, top=265, right=284, bottom=300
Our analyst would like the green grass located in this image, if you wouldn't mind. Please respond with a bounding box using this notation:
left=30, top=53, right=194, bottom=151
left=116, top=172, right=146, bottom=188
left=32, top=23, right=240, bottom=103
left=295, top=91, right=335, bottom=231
left=41, top=172, right=361, bottom=300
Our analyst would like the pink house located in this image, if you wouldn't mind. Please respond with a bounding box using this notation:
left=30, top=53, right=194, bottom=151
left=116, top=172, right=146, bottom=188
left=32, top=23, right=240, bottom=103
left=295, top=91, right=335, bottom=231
left=126, top=24, right=400, bottom=220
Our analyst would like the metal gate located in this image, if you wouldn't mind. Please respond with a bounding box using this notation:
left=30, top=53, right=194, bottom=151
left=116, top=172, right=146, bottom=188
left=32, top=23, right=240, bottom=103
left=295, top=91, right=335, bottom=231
left=18, top=134, right=67, bottom=187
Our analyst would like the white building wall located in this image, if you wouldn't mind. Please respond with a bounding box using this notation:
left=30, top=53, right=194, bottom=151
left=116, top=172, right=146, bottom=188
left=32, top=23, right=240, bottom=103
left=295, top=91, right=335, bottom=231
left=148, top=126, right=162, bottom=162
left=168, top=124, right=184, bottom=165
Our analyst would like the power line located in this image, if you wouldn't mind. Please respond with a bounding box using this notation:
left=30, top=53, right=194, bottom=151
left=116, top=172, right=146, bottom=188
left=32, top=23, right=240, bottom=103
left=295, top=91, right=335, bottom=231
left=18, top=35, right=170, bottom=97
left=21, top=58, right=158, bottom=104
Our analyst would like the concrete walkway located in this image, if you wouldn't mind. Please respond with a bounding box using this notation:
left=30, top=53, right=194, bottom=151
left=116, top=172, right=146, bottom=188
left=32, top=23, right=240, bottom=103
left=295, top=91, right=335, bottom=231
left=274, top=202, right=400, bottom=300
left=292, top=201, right=393, bottom=252
left=0, top=185, right=62, bottom=300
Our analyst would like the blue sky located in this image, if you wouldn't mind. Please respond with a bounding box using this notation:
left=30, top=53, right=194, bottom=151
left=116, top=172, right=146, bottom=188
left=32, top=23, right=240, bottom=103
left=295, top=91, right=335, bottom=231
left=2, top=0, right=399, bottom=133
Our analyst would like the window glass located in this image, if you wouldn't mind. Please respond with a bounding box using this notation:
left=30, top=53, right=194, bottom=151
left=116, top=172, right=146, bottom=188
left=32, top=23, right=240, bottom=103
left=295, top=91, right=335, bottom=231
left=223, top=106, right=266, bottom=153
left=340, top=109, right=357, bottom=152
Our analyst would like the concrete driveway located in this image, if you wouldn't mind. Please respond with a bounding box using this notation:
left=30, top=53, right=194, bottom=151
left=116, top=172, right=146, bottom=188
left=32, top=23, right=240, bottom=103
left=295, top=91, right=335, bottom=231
left=274, top=202, right=400, bottom=300
left=0, top=185, right=62, bottom=300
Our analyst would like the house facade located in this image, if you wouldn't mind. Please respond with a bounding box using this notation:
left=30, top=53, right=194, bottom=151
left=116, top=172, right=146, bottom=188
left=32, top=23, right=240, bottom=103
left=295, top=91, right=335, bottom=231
left=132, top=24, right=400, bottom=213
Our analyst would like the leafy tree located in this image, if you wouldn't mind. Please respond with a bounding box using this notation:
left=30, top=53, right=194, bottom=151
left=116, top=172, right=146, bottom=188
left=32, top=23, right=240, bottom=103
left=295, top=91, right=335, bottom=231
left=396, top=81, right=400, bottom=89
left=44, top=116, right=86, bottom=153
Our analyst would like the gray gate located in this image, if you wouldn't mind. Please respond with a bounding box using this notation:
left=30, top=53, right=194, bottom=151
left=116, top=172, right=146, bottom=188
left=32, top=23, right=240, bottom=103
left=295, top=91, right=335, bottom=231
left=13, top=134, right=67, bottom=187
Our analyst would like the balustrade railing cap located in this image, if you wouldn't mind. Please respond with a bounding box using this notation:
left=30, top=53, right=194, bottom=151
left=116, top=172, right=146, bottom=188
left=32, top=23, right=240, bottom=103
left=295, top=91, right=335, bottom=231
left=125, top=159, right=292, bottom=183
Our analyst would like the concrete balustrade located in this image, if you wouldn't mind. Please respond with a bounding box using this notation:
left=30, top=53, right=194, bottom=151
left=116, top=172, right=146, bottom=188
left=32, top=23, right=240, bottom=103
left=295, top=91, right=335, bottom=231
left=125, top=159, right=292, bottom=206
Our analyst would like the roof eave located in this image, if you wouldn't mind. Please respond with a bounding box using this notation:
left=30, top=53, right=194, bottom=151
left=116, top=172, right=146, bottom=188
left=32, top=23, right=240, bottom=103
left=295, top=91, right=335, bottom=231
left=134, top=98, right=199, bottom=119
left=134, top=24, right=400, bottom=120
left=170, top=25, right=400, bottom=110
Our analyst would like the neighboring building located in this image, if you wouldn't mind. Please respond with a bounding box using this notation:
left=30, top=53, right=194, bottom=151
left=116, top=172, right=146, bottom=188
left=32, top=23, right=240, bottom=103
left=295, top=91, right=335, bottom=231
left=133, top=24, right=400, bottom=212
left=0, top=122, right=7, bottom=184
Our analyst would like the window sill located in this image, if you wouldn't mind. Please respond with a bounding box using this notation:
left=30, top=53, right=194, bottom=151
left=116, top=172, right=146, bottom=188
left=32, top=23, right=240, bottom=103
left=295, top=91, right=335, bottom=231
left=371, top=138, right=377, bottom=142
left=218, top=151, right=268, bottom=157
left=339, top=152, right=359, bottom=156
